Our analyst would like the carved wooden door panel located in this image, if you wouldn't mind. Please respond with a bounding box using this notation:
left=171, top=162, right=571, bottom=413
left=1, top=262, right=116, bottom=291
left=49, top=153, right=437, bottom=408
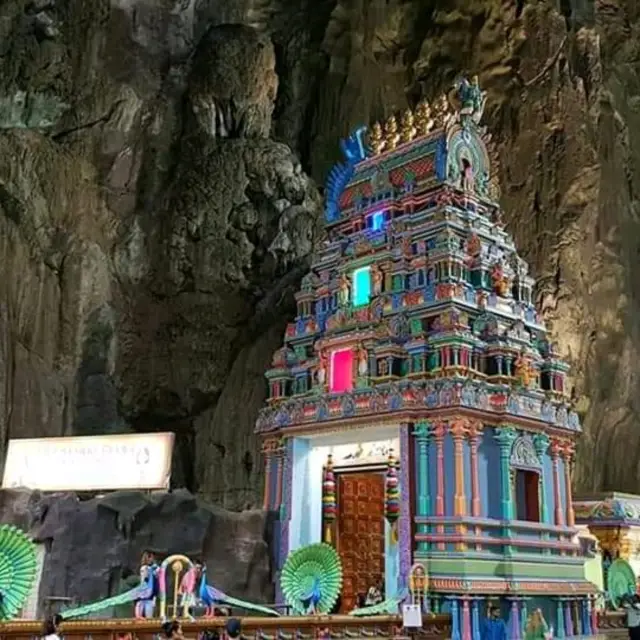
left=337, top=472, right=385, bottom=613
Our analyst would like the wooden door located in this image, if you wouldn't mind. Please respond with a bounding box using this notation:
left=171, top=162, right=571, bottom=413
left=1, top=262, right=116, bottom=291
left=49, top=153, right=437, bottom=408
left=337, top=472, right=385, bottom=613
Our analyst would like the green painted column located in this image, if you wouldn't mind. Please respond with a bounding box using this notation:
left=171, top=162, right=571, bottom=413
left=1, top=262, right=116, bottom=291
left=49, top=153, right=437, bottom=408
left=533, top=433, right=550, bottom=524
left=412, top=421, right=431, bottom=552
left=494, top=426, right=517, bottom=520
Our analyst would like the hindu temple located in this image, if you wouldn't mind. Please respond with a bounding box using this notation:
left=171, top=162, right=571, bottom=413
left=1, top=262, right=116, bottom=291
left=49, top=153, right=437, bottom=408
left=255, top=78, right=598, bottom=638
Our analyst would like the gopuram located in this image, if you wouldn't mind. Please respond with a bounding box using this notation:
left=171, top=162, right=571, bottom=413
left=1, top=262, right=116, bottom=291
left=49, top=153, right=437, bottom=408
left=256, top=78, right=599, bottom=637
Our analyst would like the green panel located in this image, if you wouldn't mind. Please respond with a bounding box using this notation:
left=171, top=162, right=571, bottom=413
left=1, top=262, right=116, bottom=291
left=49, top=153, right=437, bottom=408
left=418, top=556, right=586, bottom=581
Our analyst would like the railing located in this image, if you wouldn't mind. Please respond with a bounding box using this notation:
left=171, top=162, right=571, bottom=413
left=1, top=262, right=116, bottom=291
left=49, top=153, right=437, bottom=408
left=414, top=516, right=580, bottom=555
left=0, top=615, right=452, bottom=640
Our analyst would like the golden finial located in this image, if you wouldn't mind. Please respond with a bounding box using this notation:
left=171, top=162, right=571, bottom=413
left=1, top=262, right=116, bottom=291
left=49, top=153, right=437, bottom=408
left=400, top=109, right=417, bottom=143
left=433, top=93, right=452, bottom=129
left=384, top=115, right=400, bottom=151
left=414, top=99, right=434, bottom=136
left=368, top=122, right=385, bottom=155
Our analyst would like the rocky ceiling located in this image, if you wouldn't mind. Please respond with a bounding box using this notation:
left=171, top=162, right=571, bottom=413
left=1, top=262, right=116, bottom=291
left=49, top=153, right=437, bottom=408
left=0, top=0, right=637, bottom=509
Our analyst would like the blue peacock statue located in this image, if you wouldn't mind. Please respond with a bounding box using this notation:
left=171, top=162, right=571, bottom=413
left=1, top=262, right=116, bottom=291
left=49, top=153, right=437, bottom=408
left=0, top=524, right=38, bottom=620
left=197, top=566, right=279, bottom=617
left=60, top=562, right=159, bottom=619
left=324, top=126, right=368, bottom=223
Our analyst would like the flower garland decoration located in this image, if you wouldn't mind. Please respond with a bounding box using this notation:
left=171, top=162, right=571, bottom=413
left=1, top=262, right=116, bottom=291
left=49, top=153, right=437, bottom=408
left=385, top=451, right=400, bottom=543
left=322, top=454, right=337, bottom=543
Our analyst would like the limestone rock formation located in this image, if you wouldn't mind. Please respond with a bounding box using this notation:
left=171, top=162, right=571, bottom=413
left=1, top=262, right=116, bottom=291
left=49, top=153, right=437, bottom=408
left=0, top=488, right=275, bottom=616
left=0, top=0, right=638, bottom=506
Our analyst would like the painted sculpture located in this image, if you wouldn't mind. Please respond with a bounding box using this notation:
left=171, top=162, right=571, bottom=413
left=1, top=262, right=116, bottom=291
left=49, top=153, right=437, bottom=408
left=0, top=524, right=37, bottom=621
left=61, top=552, right=278, bottom=620
left=280, top=543, right=343, bottom=615
left=197, top=564, right=279, bottom=617
left=257, top=75, right=598, bottom=635
left=61, top=554, right=159, bottom=619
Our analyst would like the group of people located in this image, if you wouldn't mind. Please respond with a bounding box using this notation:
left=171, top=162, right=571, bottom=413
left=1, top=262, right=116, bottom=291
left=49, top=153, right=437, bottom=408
left=482, top=605, right=552, bottom=640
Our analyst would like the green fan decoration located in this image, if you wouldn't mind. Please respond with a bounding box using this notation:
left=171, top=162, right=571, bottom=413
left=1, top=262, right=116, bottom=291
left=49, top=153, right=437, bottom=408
left=0, top=524, right=37, bottom=620
left=281, top=543, right=342, bottom=615
left=607, top=558, right=637, bottom=609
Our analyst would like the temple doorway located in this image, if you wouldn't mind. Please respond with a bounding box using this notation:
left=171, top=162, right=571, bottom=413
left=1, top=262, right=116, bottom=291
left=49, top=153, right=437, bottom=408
left=335, top=471, right=385, bottom=613
left=515, top=469, right=540, bottom=522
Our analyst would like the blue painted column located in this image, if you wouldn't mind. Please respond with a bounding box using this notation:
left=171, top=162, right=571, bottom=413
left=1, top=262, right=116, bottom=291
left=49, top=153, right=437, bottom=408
left=520, top=599, right=528, bottom=638
left=472, top=599, right=481, bottom=640
left=494, top=426, right=517, bottom=520
left=583, top=597, right=592, bottom=636
left=413, top=421, right=431, bottom=552
left=532, top=433, right=550, bottom=523
left=451, top=598, right=461, bottom=640
left=556, top=599, right=565, bottom=639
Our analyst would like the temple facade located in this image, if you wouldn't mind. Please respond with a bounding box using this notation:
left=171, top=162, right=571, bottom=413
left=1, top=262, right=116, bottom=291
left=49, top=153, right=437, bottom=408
left=256, top=79, right=597, bottom=637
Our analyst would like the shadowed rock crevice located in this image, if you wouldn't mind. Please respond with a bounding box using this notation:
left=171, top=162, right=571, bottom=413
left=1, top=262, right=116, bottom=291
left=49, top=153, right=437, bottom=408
left=0, top=0, right=638, bottom=508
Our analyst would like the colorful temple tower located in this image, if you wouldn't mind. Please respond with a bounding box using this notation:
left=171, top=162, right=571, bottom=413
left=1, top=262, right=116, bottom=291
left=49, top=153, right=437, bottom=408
left=256, top=78, right=597, bottom=636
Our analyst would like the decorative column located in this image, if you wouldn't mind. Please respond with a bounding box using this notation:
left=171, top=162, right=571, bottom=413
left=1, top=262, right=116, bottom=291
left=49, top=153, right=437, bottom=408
left=494, top=426, right=517, bottom=520
left=451, top=419, right=468, bottom=550
left=532, top=433, right=550, bottom=524
left=590, top=595, right=598, bottom=634
left=461, top=598, right=472, bottom=640
left=471, top=599, right=481, bottom=640
left=468, top=421, right=483, bottom=517
left=562, top=442, right=576, bottom=527
left=507, top=599, right=521, bottom=640
left=520, top=599, right=528, bottom=638
left=261, top=438, right=276, bottom=510
left=556, top=598, right=565, bottom=640
left=550, top=439, right=564, bottom=526
left=434, top=421, right=446, bottom=550
left=413, top=421, right=431, bottom=552
left=450, top=598, right=461, bottom=640
left=564, top=600, right=574, bottom=637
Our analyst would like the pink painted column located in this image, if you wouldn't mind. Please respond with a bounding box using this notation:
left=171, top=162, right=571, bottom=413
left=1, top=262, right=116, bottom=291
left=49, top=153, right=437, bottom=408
left=563, top=443, right=576, bottom=527
left=550, top=439, right=564, bottom=526
left=434, top=421, right=446, bottom=550
left=461, top=598, right=472, bottom=640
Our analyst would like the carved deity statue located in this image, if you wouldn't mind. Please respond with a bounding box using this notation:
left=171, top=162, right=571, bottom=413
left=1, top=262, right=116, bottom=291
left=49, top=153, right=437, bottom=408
left=490, top=262, right=511, bottom=297
left=316, top=352, right=328, bottom=388
left=357, top=345, right=369, bottom=378
left=433, top=94, right=452, bottom=129
left=400, top=109, right=417, bottom=143
left=460, top=157, right=474, bottom=192
left=514, top=352, right=531, bottom=387
left=414, top=99, right=434, bottom=136
left=371, top=264, right=383, bottom=296
left=384, top=115, right=400, bottom=151
left=368, top=122, right=385, bottom=155
left=338, top=273, right=351, bottom=305
left=456, top=75, right=487, bottom=127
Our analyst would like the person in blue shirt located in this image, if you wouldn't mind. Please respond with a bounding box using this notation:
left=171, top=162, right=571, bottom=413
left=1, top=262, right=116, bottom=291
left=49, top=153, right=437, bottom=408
left=482, top=605, right=507, bottom=640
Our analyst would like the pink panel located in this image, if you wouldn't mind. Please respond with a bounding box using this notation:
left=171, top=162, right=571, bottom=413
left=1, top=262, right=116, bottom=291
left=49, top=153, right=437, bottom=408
left=331, top=349, right=354, bottom=393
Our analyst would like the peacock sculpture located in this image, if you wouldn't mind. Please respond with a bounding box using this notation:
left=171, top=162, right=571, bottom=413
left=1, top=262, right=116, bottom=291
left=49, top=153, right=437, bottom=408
left=60, top=562, right=159, bottom=619
left=280, top=543, right=343, bottom=615
left=197, top=565, right=279, bottom=617
left=0, top=524, right=38, bottom=620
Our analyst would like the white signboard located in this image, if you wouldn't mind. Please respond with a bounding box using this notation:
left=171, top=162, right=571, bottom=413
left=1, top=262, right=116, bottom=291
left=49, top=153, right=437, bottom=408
left=2, top=433, right=174, bottom=492
left=330, top=438, right=399, bottom=467
left=402, top=603, right=422, bottom=628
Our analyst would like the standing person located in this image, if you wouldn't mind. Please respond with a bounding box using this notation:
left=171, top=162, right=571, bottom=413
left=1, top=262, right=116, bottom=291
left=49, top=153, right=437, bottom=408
left=524, top=609, right=550, bottom=640
left=161, top=619, right=185, bottom=640
left=481, top=606, right=507, bottom=640
left=624, top=593, right=640, bottom=640
left=42, top=614, right=62, bottom=640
